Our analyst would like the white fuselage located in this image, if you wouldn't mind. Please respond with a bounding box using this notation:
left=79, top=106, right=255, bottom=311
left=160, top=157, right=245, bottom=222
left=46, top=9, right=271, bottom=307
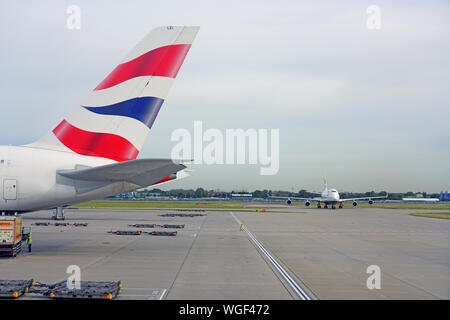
left=0, top=145, right=138, bottom=213
left=320, top=188, right=340, bottom=204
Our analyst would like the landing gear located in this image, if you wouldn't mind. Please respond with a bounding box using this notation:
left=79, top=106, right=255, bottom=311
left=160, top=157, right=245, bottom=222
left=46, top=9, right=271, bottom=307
left=339, top=203, right=343, bottom=209
left=317, top=202, right=321, bottom=209
left=332, top=205, right=336, bottom=210
left=52, top=207, right=65, bottom=220
left=324, top=205, right=328, bottom=209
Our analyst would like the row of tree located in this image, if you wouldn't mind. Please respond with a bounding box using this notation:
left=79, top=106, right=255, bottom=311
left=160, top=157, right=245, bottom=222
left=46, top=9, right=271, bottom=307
left=135, top=188, right=441, bottom=200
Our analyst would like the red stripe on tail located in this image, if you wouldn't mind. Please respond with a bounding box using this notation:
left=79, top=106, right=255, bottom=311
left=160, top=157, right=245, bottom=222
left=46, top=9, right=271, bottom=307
left=53, top=120, right=139, bottom=162
left=95, top=44, right=191, bottom=91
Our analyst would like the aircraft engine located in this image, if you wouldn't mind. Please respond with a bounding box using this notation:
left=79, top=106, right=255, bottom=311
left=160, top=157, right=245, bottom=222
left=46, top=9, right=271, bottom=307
left=352, top=201, right=358, bottom=207
left=305, top=201, right=310, bottom=207
left=286, top=199, right=292, bottom=205
left=368, top=200, right=374, bottom=205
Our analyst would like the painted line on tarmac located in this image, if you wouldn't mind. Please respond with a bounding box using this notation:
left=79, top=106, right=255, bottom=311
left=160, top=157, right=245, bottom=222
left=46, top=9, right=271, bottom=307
left=230, top=212, right=312, bottom=300
left=159, top=288, right=167, bottom=300
left=121, top=287, right=167, bottom=300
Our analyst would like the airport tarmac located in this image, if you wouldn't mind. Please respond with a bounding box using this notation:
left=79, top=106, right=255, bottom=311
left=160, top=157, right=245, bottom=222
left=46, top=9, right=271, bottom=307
left=0, top=206, right=448, bottom=300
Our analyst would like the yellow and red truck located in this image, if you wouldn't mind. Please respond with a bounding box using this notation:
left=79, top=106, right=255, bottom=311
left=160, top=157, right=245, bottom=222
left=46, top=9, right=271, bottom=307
left=0, top=216, right=22, bottom=257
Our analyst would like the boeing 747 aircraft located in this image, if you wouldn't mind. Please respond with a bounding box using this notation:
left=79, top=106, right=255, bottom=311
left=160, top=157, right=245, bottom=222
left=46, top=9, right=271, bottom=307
left=0, top=26, right=199, bottom=218
left=271, top=179, right=387, bottom=209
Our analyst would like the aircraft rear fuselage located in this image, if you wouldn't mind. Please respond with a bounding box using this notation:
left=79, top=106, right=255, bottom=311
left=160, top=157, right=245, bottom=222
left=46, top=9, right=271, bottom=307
left=0, top=145, right=135, bottom=213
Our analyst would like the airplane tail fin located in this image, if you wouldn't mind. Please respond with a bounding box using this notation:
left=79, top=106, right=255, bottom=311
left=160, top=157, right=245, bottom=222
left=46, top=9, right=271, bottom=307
left=323, top=178, right=328, bottom=192
left=28, top=26, right=199, bottom=162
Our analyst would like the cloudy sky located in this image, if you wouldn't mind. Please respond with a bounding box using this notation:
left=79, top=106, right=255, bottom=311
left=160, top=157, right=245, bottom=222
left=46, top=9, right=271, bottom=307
left=0, top=0, right=449, bottom=192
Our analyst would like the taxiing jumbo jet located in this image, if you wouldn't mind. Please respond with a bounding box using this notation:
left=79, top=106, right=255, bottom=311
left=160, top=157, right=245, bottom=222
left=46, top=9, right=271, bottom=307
left=0, top=26, right=199, bottom=218
left=272, top=179, right=387, bottom=209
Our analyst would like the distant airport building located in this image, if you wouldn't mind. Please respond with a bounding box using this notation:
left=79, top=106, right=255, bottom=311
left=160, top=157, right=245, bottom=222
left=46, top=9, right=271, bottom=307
left=402, top=193, right=439, bottom=202
left=147, top=192, right=161, bottom=197
left=440, top=191, right=450, bottom=201
left=231, top=193, right=253, bottom=201
left=106, top=192, right=133, bottom=199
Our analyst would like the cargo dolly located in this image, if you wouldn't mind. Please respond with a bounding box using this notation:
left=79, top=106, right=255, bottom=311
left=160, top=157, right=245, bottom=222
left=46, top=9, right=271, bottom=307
left=161, top=224, right=184, bottom=228
left=159, top=213, right=205, bottom=217
left=27, top=280, right=121, bottom=299
left=108, top=230, right=177, bottom=236
left=54, top=222, right=69, bottom=227
left=33, top=222, right=50, bottom=226
left=44, top=280, right=122, bottom=300
left=0, top=279, right=122, bottom=299
left=149, top=231, right=177, bottom=236
left=128, top=223, right=157, bottom=228
left=33, top=222, right=88, bottom=227
left=128, top=223, right=184, bottom=229
left=0, top=279, right=34, bottom=298
left=108, top=230, right=142, bottom=235
left=28, top=281, right=51, bottom=296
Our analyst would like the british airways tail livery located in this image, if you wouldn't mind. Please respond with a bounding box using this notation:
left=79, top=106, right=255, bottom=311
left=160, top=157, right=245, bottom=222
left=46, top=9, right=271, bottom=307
left=0, top=26, right=199, bottom=215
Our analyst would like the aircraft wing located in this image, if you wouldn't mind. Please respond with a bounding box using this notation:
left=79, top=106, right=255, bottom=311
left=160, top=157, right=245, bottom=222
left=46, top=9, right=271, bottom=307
left=58, top=159, right=186, bottom=187
left=339, top=195, right=388, bottom=202
left=269, top=196, right=322, bottom=202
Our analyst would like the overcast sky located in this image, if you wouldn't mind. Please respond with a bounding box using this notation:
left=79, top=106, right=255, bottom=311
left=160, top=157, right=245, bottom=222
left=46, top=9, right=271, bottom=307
left=0, top=0, right=449, bottom=192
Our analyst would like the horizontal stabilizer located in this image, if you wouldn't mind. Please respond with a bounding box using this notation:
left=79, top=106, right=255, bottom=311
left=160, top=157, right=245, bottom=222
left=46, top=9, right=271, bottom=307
left=58, top=159, right=186, bottom=187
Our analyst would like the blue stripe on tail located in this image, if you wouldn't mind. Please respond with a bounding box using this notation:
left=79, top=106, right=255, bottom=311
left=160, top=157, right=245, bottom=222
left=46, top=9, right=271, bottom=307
left=83, top=97, right=164, bottom=128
